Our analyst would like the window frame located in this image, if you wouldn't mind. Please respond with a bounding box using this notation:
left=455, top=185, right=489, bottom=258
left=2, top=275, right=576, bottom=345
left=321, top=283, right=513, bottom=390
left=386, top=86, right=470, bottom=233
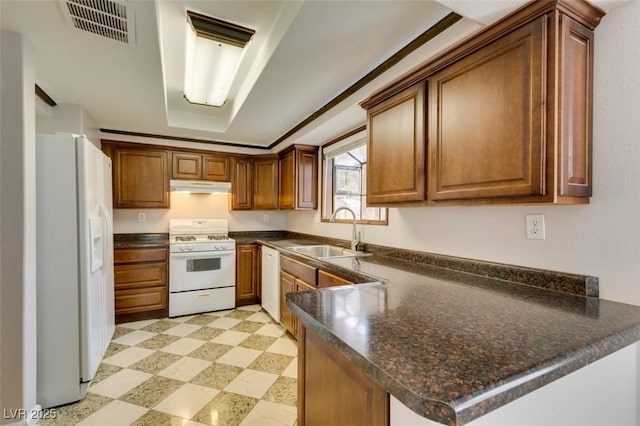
left=320, top=132, right=388, bottom=226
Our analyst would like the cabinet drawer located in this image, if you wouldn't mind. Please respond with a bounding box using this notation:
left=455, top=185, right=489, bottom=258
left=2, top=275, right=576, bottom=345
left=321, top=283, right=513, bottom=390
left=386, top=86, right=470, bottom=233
left=115, top=287, right=167, bottom=314
left=281, top=256, right=316, bottom=286
left=296, top=278, right=316, bottom=291
left=114, top=263, right=167, bottom=289
left=318, top=270, right=354, bottom=288
left=114, top=248, right=168, bottom=264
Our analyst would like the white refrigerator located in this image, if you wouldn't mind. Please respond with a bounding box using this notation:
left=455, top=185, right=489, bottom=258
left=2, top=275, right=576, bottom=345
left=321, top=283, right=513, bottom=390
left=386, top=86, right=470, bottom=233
left=36, top=134, right=115, bottom=408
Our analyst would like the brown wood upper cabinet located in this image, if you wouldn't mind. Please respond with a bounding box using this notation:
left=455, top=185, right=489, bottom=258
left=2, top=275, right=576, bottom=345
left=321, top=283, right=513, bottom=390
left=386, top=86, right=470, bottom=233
left=360, top=0, right=604, bottom=206
left=171, top=152, right=230, bottom=182
left=231, top=156, right=254, bottom=210
left=103, top=142, right=170, bottom=209
left=366, top=83, right=426, bottom=204
left=278, top=145, right=318, bottom=210
left=231, top=155, right=280, bottom=211
left=253, top=155, right=279, bottom=210
left=428, top=17, right=545, bottom=201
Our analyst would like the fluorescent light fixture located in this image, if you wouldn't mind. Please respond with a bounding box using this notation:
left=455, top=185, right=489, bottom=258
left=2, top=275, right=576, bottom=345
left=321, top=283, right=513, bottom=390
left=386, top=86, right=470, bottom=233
left=184, top=11, right=255, bottom=107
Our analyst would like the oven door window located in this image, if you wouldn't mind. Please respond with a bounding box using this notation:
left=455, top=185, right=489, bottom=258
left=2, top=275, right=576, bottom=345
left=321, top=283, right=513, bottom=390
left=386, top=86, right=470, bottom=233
left=187, top=257, right=221, bottom=272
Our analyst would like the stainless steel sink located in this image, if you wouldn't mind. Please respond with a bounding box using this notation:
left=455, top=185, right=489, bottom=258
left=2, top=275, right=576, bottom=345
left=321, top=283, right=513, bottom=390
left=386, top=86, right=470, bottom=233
left=288, top=244, right=371, bottom=259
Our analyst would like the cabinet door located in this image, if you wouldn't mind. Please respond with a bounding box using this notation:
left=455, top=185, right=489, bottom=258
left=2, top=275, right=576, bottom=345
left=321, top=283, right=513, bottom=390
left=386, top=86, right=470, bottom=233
left=253, top=156, right=279, bottom=210
left=296, top=148, right=318, bottom=209
left=557, top=16, right=594, bottom=198
left=113, top=148, right=169, bottom=208
left=280, top=270, right=297, bottom=337
left=428, top=17, right=545, bottom=201
left=278, top=150, right=295, bottom=209
left=203, top=154, right=231, bottom=182
left=171, top=152, right=202, bottom=180
left=231, top=157, right=254, bottom=210
left=367, top=83, right=426, bottom=205
left=299, top=326, right=388, bottom=426
left=279, top=146, right=318, bottom=210
left=236, top=245, right=260, bottom=306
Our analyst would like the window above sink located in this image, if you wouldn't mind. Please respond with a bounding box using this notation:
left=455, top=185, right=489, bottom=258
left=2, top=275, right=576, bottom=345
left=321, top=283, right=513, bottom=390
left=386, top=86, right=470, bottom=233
left=320, top=130, right=388, bottom=226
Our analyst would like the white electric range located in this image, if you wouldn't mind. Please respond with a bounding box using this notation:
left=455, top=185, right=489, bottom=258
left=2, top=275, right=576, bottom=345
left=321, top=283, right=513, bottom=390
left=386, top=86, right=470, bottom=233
left=169, top=219, right=236, bottom=317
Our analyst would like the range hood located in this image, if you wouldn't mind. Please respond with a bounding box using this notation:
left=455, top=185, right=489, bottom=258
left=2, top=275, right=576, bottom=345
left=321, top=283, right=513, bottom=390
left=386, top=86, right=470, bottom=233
left=170, top=180, right=231, bottom=194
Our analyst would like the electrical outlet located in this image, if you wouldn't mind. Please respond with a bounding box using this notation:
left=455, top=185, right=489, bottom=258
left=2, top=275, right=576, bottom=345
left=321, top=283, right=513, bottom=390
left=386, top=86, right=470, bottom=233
left=526, top=214, right=545, bottom=240
left=138, top=212, right=146, bottom=222
left=263, top=214, right=269, bottom=223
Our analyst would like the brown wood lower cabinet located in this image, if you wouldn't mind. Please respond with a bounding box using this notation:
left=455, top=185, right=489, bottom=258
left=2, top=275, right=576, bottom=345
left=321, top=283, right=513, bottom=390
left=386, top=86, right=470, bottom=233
left=298, top=324, right=389, bottom=426
left=236, top=244, right=260, bottom=306
left=114, top=247, right=168, bottom=323
left=280, top=270, right=297, bottom=336
left=280, top=255, right=319, bottom=338
left=280, top=255, right=359, bottom=339
left=318, top=270, right=354, bottom=288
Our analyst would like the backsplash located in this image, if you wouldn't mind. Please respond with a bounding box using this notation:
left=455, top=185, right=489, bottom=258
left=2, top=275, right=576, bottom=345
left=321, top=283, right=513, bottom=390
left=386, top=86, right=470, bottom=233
left=113, top=192, right=286, bottom=233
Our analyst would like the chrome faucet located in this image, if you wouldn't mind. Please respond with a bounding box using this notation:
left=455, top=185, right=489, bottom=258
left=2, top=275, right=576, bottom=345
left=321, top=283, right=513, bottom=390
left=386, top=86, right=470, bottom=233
left=329, top=207, right=360, bottom=251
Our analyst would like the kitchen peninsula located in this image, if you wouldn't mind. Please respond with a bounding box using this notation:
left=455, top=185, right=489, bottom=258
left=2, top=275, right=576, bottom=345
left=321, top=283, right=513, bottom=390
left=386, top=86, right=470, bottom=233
left=261, top=236, right=640, bottom=426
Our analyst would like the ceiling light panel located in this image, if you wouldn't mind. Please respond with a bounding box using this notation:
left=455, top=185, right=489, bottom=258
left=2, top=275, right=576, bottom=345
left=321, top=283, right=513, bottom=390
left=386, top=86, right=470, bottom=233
left=184, top=11, right=255, bottom=108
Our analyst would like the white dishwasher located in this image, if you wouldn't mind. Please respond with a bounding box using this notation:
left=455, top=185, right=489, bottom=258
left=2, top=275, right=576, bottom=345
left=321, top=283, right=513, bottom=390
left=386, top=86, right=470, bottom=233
left=261, top=246, right=280, bottom=322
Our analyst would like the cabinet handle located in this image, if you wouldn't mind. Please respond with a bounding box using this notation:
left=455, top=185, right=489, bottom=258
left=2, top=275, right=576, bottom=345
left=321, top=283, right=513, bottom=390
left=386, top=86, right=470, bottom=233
left=198, top=294, right=210, bottom=298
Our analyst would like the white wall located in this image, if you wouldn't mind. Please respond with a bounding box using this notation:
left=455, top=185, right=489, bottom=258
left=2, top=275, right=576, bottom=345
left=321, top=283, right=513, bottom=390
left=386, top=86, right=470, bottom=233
left=0, top=30, right=38, bottom=424
left=36, top=103, right=100, bottom=148
left=113, top=192, right=286, bottom=233
left=285, top=2, right=640, bottom=423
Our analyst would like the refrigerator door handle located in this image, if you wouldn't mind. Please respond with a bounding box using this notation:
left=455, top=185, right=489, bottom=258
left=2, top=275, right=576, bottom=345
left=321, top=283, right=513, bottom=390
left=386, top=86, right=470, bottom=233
left=89, top=216, right=103, bottom=272
left=99, top=204, right=113, bottom=264
left=99, top=204, right=112, bottom=238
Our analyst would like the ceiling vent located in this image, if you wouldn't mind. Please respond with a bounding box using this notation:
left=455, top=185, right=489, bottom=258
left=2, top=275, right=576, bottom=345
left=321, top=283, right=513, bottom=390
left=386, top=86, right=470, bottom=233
left=59, top=0, right=135, bottom=46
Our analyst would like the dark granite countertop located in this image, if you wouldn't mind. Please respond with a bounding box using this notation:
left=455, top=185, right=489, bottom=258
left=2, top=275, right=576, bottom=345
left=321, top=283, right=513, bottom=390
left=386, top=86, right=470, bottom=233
left=229, top=230, right=289, bottom=245
left=254, top=236, right=640, bottom=425
left=114, top=233, right=169, bottom=249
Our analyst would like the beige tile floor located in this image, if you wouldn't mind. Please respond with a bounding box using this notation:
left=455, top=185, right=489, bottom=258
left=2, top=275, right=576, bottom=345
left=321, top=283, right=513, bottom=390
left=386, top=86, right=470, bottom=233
left=39, top=305, right=297, bottom=426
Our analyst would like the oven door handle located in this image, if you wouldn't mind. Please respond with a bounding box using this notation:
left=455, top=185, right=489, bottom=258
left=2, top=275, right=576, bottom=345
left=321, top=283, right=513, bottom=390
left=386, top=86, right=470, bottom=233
left=170, top=250, right=236, bottom=259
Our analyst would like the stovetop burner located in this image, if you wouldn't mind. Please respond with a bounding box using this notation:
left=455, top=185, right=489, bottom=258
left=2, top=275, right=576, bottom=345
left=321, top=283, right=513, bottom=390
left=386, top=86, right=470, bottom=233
left=169, top=219, right=233, bottom=246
